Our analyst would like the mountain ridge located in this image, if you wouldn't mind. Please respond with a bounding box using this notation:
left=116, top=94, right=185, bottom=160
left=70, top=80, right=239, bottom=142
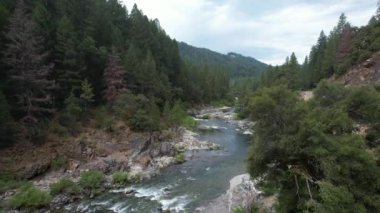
left=178, top=42, right=268, bottom=78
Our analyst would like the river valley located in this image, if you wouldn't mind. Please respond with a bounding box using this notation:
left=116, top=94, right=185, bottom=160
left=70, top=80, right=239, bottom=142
left=69, top=112, right=252, bottom=212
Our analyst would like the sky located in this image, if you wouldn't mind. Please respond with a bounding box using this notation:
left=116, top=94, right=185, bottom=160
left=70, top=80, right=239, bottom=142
left=122, top=0, right=378, bottom=65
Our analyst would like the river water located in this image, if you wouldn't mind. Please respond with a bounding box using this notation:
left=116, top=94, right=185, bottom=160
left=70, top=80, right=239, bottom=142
left=73, top=117, right=251, bottom=212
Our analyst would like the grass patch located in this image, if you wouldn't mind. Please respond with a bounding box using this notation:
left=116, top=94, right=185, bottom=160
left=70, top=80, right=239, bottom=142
left=182, top=116, right=198, bottom=129
left=0, top=173, right=27, bottom=193
left=78, top=171, right=105, bottom=193
left=112, top=172, right=129, bottom=186
left=130, top=172, right=143, bottom=183
left=50, top=178, right=82, bottom=195
left=51, top=156, right=67, bottom=171
left=175, top=152, right=185, bottom=163
left=9, top=184, right=51, bottom=209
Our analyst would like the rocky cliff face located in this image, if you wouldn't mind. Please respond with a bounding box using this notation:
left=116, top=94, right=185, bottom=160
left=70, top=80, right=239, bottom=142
left=332, top=51, right=380, bottom=86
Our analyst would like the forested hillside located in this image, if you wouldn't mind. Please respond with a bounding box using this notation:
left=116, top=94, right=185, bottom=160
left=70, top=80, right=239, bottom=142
left=179, top=42, right=268, bottom=78
left=239, top=10, right=380, bottom=213
left=0, top=0, right=231, bottom=147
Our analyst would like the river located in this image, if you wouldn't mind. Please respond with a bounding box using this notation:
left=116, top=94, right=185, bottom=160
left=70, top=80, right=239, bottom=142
left=72, top=116, right=251, bottom=212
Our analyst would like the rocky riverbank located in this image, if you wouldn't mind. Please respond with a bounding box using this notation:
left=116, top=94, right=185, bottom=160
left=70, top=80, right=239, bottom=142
left=0, top=110, right=224, bottom=211
left=1, top=106, right=257, bottom=212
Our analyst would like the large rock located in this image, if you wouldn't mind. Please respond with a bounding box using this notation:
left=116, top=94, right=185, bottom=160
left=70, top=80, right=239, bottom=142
left=18, top=161, right=50, bottom=180
left=196, top=174, right=274, bottom=213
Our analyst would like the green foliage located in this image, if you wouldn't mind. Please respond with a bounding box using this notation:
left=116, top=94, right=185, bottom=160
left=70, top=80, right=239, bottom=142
left=314, top=80, right=348, bottom=107
left=112, top=172, right=129, bottom=186
left=51, top=156, right=67, bottom=171
left=9, top=184, right=51, bottom=209
left=78, top=171, right=105, bottom=192
left=246, top=82, right=380, bottom=212
left=182, top=116, right=198, bottom=129
left=345, top=86, right=380, bottom=123
left=318, top=181, right=355, bottom=212
left=0, top=91, right=17, bottom=147
left=113, top=93, right=160, bottom=132
left=0, top=174, right=26, bottom=193
left=93, top=106, right=115, bottom=132
left=80, top=79, right=95, bottom=112
left=50, top=178, right=82, bottom=195
left=175, top=152, right=185, bottom=163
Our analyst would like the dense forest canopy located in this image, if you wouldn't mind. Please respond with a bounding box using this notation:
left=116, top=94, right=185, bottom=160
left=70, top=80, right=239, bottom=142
left=0, top=0, right=230, bottom=146
left=239, top=8, right=380, bottom=213
left=0, top=0, right=379, bottom=212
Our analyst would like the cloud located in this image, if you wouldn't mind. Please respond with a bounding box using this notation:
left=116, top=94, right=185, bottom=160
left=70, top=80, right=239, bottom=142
left=122, top=0, right=377, bottom=65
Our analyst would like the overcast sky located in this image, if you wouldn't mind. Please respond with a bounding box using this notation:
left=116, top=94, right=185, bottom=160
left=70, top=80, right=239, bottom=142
left=122, top=0, right=377, bottom=65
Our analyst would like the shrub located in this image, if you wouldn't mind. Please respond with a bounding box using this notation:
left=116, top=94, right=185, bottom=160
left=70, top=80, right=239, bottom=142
left=9, top=184, right=51, bottom=209
left=51, top=156, right=67, bottom=171
left=345, top=86, right=380, bottom=123
left=93, top=106, right=115, bottom=132
left=112, top=172, right=129, bottom=186
left=130, top=172, right=143, bottom=183
left=78, top=171, right=104, bottom=192
left=182, top=116, right=198, bottom=129
left=0, top=174, right=26, bottom=193
left=48, top=120, right=68, bottom=137
left=176, top=152, right=185, bottom=163
left=50, top=178, right=82, bottom=195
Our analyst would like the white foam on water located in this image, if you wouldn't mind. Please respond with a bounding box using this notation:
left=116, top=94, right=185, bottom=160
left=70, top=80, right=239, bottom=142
left=186, top=176, right=196, bottom=181
left=76, top=202, right=90, bottom=212
left=110, top=186, right=135, bottom=193
left=92, top=200, right=110, bottom=206
left=243, top=130, right=253, bottom=135
left=108, top=202, right=126, bottom=212
left=160, top=195, right=191, bottom=212
left=134, top=184, right=174, bottom=201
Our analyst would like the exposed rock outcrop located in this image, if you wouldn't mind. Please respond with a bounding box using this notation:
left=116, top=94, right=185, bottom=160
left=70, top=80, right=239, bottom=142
left=196, top=174, right=276, bottom=213
left=332, top=51, right=380, bottom=86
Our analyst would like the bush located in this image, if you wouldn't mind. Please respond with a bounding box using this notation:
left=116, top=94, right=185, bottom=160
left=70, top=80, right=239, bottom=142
left=112, top=172, right=129, bottom=186
left=78, top=171, right=104, bottom=192
left=50, top=178, right=81, bottom=195
left=175, top=152, right=185, bottom=163
left=9, top=184, right=51, bottom=209
left=314, top=80, right=348, bottom=107
left=182, top=116, right=198, bottom=129
left=48, top=120, right=68, bottom=137
left=51, top=156, right=67, bottom=171
left=92, top=107, right=116, bottom=132
left=0, top=174, right=26, bottom=193
left=345, top=86, right=380, bottom=123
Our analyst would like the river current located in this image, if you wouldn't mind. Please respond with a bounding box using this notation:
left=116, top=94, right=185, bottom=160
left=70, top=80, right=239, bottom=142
left=72, top=117, right=251, bottom=212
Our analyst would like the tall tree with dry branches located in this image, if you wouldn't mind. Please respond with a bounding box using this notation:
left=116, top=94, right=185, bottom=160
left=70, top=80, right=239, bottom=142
left=3, top=0, right=54, bottom=139
left=103, top=48, right=127, bottom=104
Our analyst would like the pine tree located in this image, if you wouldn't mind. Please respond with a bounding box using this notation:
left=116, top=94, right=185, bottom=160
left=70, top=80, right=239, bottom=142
left=80, top=79, right=94, bottom=112
left=3, top=0, right=54, bottom=131
left=54, top=16, right=85, bottom=106
left=104, top=48, right=127, bottom=104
